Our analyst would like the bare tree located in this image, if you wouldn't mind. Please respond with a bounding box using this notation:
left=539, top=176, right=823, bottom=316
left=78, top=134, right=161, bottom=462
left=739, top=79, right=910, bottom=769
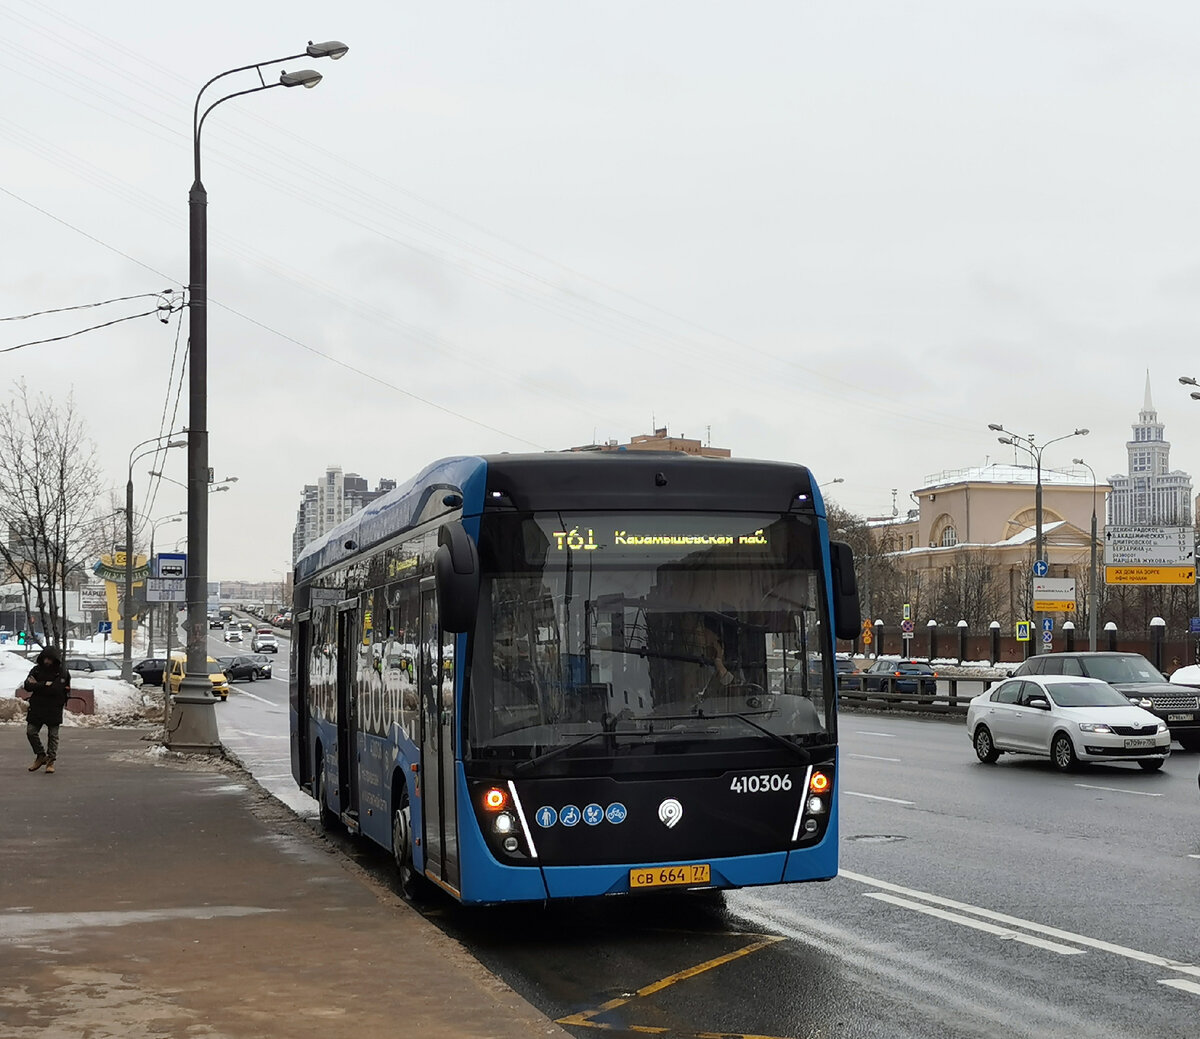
left=0, top=382, right=103, bottom=647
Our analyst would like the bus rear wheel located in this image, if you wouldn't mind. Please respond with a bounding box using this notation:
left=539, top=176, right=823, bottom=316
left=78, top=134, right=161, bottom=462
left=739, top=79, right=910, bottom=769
left=392, top=795, right=423, bottom=901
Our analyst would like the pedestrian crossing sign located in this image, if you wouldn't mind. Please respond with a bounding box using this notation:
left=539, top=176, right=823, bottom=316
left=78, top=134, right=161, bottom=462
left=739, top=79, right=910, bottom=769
left=1015, top=621, right=1031, bottom=642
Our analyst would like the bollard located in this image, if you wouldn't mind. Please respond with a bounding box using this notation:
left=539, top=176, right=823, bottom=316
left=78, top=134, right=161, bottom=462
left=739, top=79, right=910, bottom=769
left=874, top=619, right=884, bottom=659
left=1062, top=620, right=1075, bottom=653
left=989, top=620, right=1000, bottom=666
left=1150, top=617, right=1165, bottom=672
left=927, top=619, right=938, bottom=661
left=1104, top=621, right=1117, bottom=652
left=957, top=619, right=968, bottom=664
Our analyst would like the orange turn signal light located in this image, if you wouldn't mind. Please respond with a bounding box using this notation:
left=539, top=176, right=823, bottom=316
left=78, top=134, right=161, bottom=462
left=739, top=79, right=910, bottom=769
left=809, top=771, right=830, bottom=793
left=483, top=787, right=507, bottom=811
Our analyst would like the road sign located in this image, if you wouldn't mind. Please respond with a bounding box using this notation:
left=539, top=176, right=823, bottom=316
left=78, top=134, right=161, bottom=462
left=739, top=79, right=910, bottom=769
left=1104, top=565, right=1195, bottom=586
left=97, top=621, right=112, bottom=634
left=1042, top=618, right=1054, bottom=632
left=146, top=577, right=186, bottom=603
left=1042, top=632, right=1053, bottom=644
left=155, top=552, right=187, bottom=579
left=902, top=603, right=911, bottom=621
left=862, top=632, right=873, bottom=645
left=1015, top=621, right=1031, bottom=642
left=1032, top=576, right=1076, bottom=612
left=1190, top=617, right=1200, bottom=635
left=901, top=619, right=914, bottom=634
left=1033, top=560, right=1049, bottom=577
left=1104, top=526, right=1194, bottom=566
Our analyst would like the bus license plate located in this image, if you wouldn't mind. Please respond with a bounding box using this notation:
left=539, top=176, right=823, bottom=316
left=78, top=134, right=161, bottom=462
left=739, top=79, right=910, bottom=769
left=629, top=864, right=710, bottom=889
left=1167, top=714, right=1194, bottom=722
left=1123, top=738, right=1153, bottom=748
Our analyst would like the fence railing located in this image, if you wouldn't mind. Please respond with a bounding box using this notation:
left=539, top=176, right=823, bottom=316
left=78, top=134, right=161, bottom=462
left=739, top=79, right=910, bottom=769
left=837, top=676, right=993, bottom=715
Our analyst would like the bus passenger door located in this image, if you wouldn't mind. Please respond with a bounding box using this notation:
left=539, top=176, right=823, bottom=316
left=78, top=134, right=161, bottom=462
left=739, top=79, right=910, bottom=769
left=291, top=614, right=312, bottom=791
left=419, top=581, right=450, bottom=884
left=336, top=604, right=360, bottom=827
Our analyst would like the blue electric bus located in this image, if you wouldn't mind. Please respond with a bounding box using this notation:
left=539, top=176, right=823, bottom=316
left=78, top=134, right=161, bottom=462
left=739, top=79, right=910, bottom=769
left=290, top=452, right=859, bottom=904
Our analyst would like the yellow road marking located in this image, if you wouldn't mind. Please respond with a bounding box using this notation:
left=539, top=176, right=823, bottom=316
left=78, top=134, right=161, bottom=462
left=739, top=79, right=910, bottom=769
left=557, top=934, right=787, bottom=1036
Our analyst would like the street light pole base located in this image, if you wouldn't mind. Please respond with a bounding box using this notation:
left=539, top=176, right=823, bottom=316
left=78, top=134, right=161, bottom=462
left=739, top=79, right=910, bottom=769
left=166, top=692, right=221, bottom=752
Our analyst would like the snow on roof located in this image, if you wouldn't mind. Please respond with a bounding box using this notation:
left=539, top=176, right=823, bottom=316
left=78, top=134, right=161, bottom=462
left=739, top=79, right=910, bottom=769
left=918, top=464, right=1096, bottom=491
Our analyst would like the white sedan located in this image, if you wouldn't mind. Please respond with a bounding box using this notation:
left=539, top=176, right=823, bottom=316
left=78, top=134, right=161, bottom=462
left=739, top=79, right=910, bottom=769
left=222, top=629, right=243, bottom=643
left=967, top=673, right=1170, bottom=772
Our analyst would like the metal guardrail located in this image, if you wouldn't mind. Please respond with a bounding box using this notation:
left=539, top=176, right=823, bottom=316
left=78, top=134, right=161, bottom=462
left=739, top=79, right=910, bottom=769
left=837, top=676, right=994, bottom=715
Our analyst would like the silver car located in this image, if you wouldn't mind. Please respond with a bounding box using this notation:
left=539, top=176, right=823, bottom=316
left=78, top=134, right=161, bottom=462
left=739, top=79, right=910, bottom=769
left=968, top=674, right=1170, bottom=772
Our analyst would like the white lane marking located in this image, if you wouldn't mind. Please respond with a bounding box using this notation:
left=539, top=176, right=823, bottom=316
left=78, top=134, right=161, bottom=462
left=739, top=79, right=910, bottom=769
left=843, top=791, right=914, bottom=806
left=865, top=892, right=1084, bottom=956
left=1074, top=783, right=1163, bottom=798
left=228, top=729, right=289, bottom=740
left=235, top=689, right=276, bottom=705
left=855, top=731, right=896, bottom=738
left=1188, top=854, right=1200, bottom=860
left=841, top=870, right=1200, bottom=980
left=1159, top=979, right=1200, bottom=996
left=849, top=753, right=901, bottom=763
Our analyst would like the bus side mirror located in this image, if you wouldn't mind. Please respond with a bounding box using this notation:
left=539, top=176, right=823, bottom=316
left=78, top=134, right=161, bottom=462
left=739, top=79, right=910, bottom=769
left=435, top=521, right=480, bottom=633
left=829, top=541, right=861, bottom=642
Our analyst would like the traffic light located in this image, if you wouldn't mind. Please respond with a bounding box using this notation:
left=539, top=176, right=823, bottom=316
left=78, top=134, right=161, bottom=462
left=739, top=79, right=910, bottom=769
left=17, top=630, right=26, bottom=645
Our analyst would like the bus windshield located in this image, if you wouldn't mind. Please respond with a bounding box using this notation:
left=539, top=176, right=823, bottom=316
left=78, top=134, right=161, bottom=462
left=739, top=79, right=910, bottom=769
left=468, top=511, right=833, bottom=765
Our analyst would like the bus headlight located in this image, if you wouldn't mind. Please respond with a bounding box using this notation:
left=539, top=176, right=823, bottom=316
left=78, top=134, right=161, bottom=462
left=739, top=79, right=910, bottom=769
left=807, top=796, right=825, bottom=815
left=493, top=813, right=515, bottom=834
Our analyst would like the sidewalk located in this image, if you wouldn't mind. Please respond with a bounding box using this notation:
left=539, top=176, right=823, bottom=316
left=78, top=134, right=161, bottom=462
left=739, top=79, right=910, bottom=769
left=0, top=727, right=569, bottom=1039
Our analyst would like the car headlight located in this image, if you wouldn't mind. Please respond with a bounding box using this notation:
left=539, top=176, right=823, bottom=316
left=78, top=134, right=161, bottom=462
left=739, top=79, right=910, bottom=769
left=1078, top=722, right=1113, bottom=733
left=1157, top=723, right=1168, bottom=733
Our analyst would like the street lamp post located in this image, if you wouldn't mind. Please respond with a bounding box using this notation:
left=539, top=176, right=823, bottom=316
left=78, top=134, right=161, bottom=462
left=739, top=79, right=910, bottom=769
left=1179, top=377, right=1200, bottom=656
left=1072, top=458, right=1100, bottom=652
left=123, top=435, right=186, bottom=681
left=175, top=41, right=347, bottom=752
left=987, top=423, right=1089, bottom=654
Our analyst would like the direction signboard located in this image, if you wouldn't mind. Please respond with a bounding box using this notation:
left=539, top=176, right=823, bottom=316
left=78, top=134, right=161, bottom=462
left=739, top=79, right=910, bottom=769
left=1104, top=565, right=1195, bottom=586
left=146, top=578, right=186, bottom=603
left=1104, top=526, right=1194, bottom=566
left=1032, top=577, right=1076, bottom=612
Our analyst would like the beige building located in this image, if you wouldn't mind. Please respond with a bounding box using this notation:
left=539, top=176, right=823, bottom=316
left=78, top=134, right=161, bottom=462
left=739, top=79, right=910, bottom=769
left=569, top=427, right=731, bottom=458
left=873, top=463, right=1109, bottom=626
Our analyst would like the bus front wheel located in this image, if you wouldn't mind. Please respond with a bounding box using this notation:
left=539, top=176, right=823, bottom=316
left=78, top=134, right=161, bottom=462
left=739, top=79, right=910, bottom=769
left=316, top=766, right=339, bottom=831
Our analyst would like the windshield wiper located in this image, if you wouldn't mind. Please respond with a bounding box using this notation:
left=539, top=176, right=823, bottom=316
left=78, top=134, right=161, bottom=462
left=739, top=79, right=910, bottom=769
left=515, top=729, right=605, bottom=775
left=692, top=710, right=813, bottom=763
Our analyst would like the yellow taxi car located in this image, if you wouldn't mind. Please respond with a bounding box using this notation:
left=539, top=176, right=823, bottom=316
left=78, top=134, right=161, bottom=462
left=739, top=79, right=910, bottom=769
left=167, top=652, right=232, bottom=702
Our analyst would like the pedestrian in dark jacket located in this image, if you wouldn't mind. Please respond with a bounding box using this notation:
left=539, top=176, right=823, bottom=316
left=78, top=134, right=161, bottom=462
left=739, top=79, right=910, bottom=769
left=24, top=645, right=71, bottom=774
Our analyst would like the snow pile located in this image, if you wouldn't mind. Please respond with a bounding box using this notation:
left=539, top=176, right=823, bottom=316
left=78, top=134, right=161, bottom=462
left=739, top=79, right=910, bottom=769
left=0, top=648, right=162, bottom=726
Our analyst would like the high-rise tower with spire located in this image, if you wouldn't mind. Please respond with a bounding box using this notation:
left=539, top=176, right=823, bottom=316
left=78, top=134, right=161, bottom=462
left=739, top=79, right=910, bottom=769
left=1107, top=373, right=1193, bottom=526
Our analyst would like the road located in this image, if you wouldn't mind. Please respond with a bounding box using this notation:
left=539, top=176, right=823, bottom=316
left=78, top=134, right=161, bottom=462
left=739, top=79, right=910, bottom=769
left=207, top=620, right=1200, bottom=1038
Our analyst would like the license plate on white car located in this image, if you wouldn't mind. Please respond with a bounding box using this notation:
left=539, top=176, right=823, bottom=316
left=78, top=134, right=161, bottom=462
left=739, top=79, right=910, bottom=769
left=1123, top=738, right=1153, bottom=748
left=1167, top=713, right=1194, bottom=722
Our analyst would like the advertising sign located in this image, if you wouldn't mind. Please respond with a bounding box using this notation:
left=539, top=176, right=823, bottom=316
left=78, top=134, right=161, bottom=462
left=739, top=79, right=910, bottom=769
left=1032, top=577, right=1076, bottom=612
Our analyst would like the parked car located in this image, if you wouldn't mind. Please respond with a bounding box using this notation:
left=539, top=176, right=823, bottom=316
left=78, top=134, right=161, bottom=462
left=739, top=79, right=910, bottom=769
left=801, top=655, right=862, bottom=691
left=861, top=658, right=938, bottom=695
left=217, top=653, right=272, bottom=682
left=1011, top=652, right=1200, bottom=752
left=63, top=656, right=122, bottom=676
left=167, top=652, right=230, bottom=702
left=223, top=628, right=243, bottom=643
left=251, top=633, right=278, bottom=653
left=133, top=657, right=169, bottom=687
left=967, top=673, right=1170, bottom=771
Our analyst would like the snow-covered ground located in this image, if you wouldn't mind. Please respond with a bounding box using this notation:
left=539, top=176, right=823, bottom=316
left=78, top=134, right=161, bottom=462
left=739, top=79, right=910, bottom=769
left=0, top=643, right=162, bottom=726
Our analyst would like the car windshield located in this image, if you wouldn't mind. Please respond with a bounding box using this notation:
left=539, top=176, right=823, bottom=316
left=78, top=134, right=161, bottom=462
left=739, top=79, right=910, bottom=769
left=468, top=510, right=835, bottom=766
left=1047, top=682, right=1136, bottom=708
left=1079, top=655, right=1166, bottom=684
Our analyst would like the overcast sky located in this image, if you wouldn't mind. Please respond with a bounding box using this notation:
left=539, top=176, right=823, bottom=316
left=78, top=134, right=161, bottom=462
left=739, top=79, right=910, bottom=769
left=5, top=1, right=1200, bottom=581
